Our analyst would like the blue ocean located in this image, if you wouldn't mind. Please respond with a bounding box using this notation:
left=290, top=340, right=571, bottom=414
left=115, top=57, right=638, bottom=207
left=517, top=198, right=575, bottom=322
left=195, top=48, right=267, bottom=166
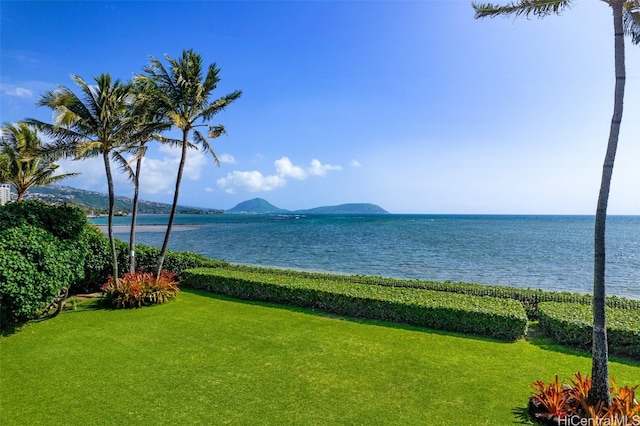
left=91, top=214, right=640, bottom=300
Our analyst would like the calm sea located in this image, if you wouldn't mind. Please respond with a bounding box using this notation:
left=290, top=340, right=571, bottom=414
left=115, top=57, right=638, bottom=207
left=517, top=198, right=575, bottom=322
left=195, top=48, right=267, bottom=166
left=91, top=214, right=640, bottom=300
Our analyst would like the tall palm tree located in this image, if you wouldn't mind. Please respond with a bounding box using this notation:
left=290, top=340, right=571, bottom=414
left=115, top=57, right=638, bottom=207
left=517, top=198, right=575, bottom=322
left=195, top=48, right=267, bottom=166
left=472, top=0, right=640, bottom=405
left=139, top=49, right=242, bottom=276
left=124, top=80, right=174, bottom=273
left=0, top=122, right=78, bottom=200
left=26, top=74, right=145, bottom=285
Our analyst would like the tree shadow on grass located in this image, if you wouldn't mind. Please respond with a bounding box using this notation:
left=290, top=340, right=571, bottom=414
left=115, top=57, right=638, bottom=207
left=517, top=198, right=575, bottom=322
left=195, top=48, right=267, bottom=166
left=180, top=288, right=518, bottom=346
left=525, top=323, right=640, bottom=368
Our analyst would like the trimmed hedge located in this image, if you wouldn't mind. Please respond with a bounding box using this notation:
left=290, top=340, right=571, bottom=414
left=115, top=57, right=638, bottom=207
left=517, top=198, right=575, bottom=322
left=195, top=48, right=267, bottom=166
left=180, top=267, right=529, bottom=341
left=538, top=302, right=640, bottom=361
left=219, top=265, right=640, bottom=320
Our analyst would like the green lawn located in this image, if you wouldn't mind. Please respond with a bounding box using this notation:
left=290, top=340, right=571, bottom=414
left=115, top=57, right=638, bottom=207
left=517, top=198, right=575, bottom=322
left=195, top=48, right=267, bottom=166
left=1, top=290, right=638, bottom=425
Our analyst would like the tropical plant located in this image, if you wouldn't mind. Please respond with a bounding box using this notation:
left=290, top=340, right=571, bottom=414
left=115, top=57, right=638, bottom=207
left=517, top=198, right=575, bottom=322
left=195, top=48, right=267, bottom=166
left=0, top=122, right=77, bottom=200
left=138, top=49, right=242, bottom=277
left=530, top=375, right=573, bottom=420
left=472, top=0, right=640, bottom=406
left=27, top=74, right=159, bottom=286
left=101, top=270, right=179, bottom=308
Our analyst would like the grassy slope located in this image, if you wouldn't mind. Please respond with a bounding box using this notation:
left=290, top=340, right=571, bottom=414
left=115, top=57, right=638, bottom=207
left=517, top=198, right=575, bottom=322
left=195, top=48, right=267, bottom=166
left=1, top=290, right=638, bottom=425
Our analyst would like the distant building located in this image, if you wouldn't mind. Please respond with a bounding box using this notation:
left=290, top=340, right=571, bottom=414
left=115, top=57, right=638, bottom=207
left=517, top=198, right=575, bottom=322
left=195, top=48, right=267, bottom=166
left=0, top=184, right=10, bottom=206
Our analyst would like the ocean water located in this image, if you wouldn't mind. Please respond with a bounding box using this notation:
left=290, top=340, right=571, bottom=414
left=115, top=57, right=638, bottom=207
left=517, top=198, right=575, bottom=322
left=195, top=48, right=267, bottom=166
left=91, top=214, right=640, bottom=299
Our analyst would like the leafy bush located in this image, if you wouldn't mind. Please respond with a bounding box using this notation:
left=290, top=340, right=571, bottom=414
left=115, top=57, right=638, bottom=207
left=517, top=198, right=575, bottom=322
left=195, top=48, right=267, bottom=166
left=219, top=264, right=640, bottom=319
left=72, top=224, right=128, bottom=293
left=538, top=302, right=640, bottom=361
left=0, top=200, right=86, bottom=240
left=133, top=245, right=227, bottom=273
left=101, top=270, right=179, bottom=309
left=180, top=267, right=528, bottom=341
left=0, top=224, right=85, bottom=324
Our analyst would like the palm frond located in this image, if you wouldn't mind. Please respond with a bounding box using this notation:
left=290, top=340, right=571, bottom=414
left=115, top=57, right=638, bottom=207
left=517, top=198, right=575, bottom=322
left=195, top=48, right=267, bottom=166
left=472, top=0, right=573, bottom=19
left=624, top=1, right=640, bottom=44
left=192, top=129, right=220, bottom=166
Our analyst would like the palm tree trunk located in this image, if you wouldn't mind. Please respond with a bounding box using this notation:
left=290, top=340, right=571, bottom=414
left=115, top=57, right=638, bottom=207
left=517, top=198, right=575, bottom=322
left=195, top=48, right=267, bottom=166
left=156, top=130, right=188, bottom=278
left=129, top=155, right=143, bottom=274
left=103, top=150, right=119, bottom=287
left=589, top=0, right=626, bottom=407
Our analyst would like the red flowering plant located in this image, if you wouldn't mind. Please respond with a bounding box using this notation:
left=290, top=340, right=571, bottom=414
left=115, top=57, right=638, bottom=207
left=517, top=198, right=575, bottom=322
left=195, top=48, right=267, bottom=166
left=529, top=372, right=640, bottom=426
left=101, top=270, right=179, bottom=309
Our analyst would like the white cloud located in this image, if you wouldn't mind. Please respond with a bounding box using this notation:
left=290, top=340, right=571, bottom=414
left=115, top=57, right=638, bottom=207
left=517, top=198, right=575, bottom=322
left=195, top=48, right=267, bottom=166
left=308, top=159, right=343, bottom=176
left=219, top=153, right=236, bottom=164
left=275, top=156, right=307, bottom=180
left=217, top=170, right=286, bottom=193
left=216, top=156, right=343, bottom=194
left=6, top=87, right=33, bottom=98
left=204, top=187, right=214, bottom=192
left=350, top=160, right=362, bottom=167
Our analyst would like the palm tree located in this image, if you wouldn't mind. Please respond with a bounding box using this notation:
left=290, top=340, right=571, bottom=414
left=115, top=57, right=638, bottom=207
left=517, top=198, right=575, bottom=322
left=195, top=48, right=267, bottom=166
left=139, top=49, right=242, bottom=276
left=0, top=122, right=78, bottom=200
left=0, top=123, right=71, bottom=200
left=472, top=0, right=640, bottom=405
left=26, top=74, right=143, bottom=285
left=124, top=80, right=174, bottom=273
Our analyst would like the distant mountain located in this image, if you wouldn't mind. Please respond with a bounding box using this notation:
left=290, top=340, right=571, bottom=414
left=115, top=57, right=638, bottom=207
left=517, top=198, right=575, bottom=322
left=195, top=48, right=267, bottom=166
left=17, top=185, right=222, bottom=215
left=296, top=203, right=389, bottom=215
left=226, top=198, right=389, bottom=215
left=226, top=198, right=288, bottom=214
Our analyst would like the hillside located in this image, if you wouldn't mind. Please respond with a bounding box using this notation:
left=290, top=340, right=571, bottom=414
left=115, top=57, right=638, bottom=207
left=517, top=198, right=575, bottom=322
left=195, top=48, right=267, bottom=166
left=18, top=185, right=222, bottom=215
left=226, top=198, right=389, bottom=215
left=296, top=203, right=389, bottom=215
left=225, top=198, right=288, bottom=214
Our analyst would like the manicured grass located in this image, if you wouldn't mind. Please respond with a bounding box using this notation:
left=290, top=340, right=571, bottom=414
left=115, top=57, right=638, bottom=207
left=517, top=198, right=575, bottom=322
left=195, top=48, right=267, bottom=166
left=1, top=290, right=638, bottom=425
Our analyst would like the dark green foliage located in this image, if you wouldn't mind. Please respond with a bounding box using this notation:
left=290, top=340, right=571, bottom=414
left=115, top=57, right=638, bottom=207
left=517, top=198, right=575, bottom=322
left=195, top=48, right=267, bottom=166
left=0, top=225, right=85, bottom=324
left=133, top=245, right=227, bottom=273
left=180, top=267, right=529, bottom=341
left=220, top=266, right=639, bottom=320
left=73, top=224, right=127, bottom=293
left=0, top=201, right=89, bottom=326
left=0, top=200, right=86, bottom=240
left=539, top=302, right=640, bottom=361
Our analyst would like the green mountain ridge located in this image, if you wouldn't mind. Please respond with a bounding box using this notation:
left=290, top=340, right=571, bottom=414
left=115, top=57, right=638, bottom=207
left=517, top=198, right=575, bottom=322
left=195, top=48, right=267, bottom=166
left=17, top=185, right=222, bottom=215
left=226, top=198, right=389, bottom=215
left=11, top=187, right=388, bottom=215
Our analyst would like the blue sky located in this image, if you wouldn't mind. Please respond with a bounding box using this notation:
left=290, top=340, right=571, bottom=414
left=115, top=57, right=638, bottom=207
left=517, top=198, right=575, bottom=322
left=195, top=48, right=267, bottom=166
left=1, top=0, right=638, bottom=214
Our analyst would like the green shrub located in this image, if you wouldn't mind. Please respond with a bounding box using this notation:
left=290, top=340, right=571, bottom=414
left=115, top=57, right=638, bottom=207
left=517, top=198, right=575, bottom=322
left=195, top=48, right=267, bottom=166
left=180, top=267, right=528, bottom=341
left=0, top=224, right=85, bottom=324
left=133, top=245, right=227, bottom=273
left=538, top=302, right=640, bottom=361
left=0, top=200, right=86, bottom=240
left=219, top=265, right=640, bottom=320
left=101, top=270, right=179, bottom=309
left=72, top=224, right=128, bottom=293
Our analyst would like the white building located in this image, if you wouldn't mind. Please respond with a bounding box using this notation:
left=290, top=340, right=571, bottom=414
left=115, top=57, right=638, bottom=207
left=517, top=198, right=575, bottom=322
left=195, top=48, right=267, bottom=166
left=0, top=184, right=11, bottom=206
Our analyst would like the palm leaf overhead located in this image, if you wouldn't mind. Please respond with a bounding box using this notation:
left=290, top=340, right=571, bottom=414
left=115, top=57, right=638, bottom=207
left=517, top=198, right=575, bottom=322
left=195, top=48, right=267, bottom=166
left=623, top=0, right=640, bottom=43
left=472, top=0, right=573, bottom=18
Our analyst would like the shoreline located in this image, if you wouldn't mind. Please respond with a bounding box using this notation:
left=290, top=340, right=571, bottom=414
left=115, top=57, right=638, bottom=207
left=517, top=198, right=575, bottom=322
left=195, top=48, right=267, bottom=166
left=96, top=224, right=204, bottom=233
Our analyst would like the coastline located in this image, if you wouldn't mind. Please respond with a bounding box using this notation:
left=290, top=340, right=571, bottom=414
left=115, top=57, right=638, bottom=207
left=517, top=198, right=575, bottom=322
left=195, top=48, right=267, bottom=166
left=96, top=224, right=203, bottom=233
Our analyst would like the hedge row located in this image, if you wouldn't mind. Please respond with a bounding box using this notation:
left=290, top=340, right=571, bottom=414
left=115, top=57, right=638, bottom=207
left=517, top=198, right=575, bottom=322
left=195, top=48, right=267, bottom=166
left=538, top=302, right=640, bottom=361
left=218, top=264, right=640, bottom=320
left=180, top=267, right=529, bottom=341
